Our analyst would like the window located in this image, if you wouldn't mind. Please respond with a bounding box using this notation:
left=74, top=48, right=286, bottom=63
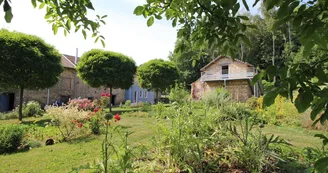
left=144, top=91, right=148, bottom=98
left=222, top=65, right=229, bottom=75
left=139, top=91, right=143, bottom=98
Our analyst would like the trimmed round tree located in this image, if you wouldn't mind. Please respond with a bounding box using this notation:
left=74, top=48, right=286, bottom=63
left=76, top=49, right=136, bottom=112
left=137, top=59, right=179, bottom=103
left=0, top=29, right=63, bottom=121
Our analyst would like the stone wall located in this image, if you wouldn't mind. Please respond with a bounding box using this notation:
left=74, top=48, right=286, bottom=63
left=191, top=79, right=253, bottom=102
left=14, top=68, right=125, bottom=107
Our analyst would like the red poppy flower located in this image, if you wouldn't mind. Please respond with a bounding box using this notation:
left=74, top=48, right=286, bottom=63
left=114, top=113, right=121, bottom=121
left=77, top=122, right=83, bottom=128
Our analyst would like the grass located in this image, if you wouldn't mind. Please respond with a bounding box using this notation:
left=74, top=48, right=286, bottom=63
left=0, top=116, right=155, bottom=173
left=262, top=124, right=327, bottom=149
left=0, top=115, right=327, bottom=172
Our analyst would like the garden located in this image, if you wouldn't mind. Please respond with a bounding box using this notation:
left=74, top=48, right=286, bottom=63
left=1, top=88, right=328, bottom=173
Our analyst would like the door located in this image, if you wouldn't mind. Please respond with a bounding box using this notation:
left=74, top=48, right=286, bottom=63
left=134, top=91, right=137, bottom=103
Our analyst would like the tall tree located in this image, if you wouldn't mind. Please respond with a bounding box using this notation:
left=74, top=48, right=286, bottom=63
left=137, top=59, right=179, bottom=103
left=1, top=0, right=107, bottom=46
left=76, top=49, right=136, bottom=112
left=169, top=37, right=218, bottom=89
left=0, top=29, right=63, bottom=121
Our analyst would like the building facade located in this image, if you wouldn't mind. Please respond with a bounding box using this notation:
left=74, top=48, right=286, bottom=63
left=125, top=77, right=156, bottom=104
left=191, top=56, right=262, bottom=101
left=0, top=54, right=125, bottom=112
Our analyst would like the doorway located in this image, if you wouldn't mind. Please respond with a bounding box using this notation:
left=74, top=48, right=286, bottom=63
left=134, top=91, right=137, bottom=103
left=8, top=93, right=15, bottom=110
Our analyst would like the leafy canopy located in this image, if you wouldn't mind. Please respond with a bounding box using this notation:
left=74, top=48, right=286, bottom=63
left=77, top=49, right=136, bottom=89
left=137, top=59, right=179, bottom=92
left=135, top=0, right=328, bottom=124
left=0, top=29, right=63, bottom=90
left=1, top=0, right=107, bottom=46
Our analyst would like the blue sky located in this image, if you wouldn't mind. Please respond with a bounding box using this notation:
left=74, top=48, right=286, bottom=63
left=0, top=0, right=260, bottom=65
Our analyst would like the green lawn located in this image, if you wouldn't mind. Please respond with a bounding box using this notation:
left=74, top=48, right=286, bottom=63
left=0, top=116, right=155, bottom=173
left=0, top=116, right=327, bottom=172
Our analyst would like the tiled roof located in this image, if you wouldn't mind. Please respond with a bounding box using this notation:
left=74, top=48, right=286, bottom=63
left=61, top=54, right=80, bottom=69
left=200, top=56, right=254, bottom=71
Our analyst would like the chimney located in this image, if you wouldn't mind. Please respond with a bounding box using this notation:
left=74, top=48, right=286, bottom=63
left=74, top=48, right=78, bottom=64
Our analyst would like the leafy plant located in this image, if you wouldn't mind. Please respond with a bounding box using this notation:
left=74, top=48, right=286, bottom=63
left=169, top=83, right=190, bottom=104
left=25, top=101, right=43, bottom=117
left=47, top=106, right=89, bottom=141
left=124, top=100, right=131, bottom=108
left=0, top=124, right=25, bottom=154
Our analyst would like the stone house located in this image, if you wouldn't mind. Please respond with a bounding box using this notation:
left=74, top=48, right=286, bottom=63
left=0, top=54, right=125, bottom=111
left=125, top=76, right=156, bottom=104
left=191, top=56, right=262, bottom=101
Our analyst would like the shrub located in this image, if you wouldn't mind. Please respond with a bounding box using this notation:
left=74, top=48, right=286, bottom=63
left=140, top=102, right=151, bottom=112
left=47, top=106, right=89, bottom=141
left=169, top=83, right=189, bottom=104
left=68, top=98, right=95, bottom=111
left=124, top=100, right=131, bottom=108
left=257, top=95, right=300, bottom=126
left=202, top=88, right=231, bottom=109
left=25, top=101, right=43, bottom=117
left=0, top=124, right=25, bottom=154
left=89, top=112, right=102, bottom=135
left=246, top=96, right=259, bottom=110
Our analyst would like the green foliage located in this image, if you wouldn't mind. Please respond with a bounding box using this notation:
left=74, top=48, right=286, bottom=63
left=137, top=59, right=179, bottom=96
left=140, top=102, right=151, bottom=112
left=202, top=88, right=231, bottom=109
left=169, top=83, right=189, bottom=104
left=1, top=0, right=106, bottom=46
left=0, top=29, right=63, bottom=90
left=124, top=100, right=131, bottom=108
left=169, top=37, right=218, bottom=89
left=122, top=111, right=149, bottom=118
left=77, top=49, right=136, bottom=90
left=0, top=124, right=25, bottom=154
left=47, top=106, right=89, bottom=141
left=0, top=29, right=63, bottom=120
left=25, top=101, right=43, bottom=117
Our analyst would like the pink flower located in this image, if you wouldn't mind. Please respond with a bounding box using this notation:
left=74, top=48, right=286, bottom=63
left=101, top=93, right=111, bottom=98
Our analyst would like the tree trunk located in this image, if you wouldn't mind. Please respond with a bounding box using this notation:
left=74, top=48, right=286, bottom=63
left=19, top=87, right=24, bottom=121
left=272, top=31, right=276, bottom=82
left=109, top=86, right=112, bottom=112
left=155, top=89, right=159, bottom=104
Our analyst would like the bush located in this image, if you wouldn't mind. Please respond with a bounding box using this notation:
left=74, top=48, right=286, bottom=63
left=25, top=101, right=43, bottom=117
left=169, top=83, right=190, bottom=104
left=124, top=100, right=131, bottom=108
left=140, top=102, right=151, bottom=112
left=68, top=98, right=95, bottom=111
left=257, top=95, right=300, bottom=126
left=202, top=88, right=231, bottom=109
left=0, top=125, right=25, bottom=154
left=47, top=106, right=89, bottom=141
